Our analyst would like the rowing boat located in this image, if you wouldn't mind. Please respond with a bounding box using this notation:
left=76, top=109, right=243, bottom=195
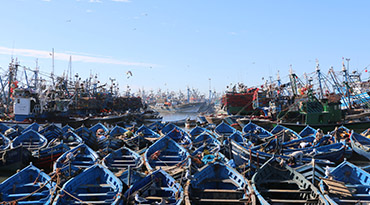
left=124, top=169, right=183, bottom=205
left=0, top=163, right=56, bottom=204
left=11, top=130, right=48, bottom=153
left=251, top=158, right=328, bottom=204
left=144, top=135, right=191, bottom=179
left=54, top=143, right=99, bottom=176
left=102, top=147, right=143, bottom=174
left=185, top=162, right=250, bottom=204
left=350, top=131, right=370, bottom=160
left=53, top=164, right=123, bottom=204
left=319, top=160, right=370, bottom=204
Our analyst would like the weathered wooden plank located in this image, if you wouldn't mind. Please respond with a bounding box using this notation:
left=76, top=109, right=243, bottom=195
left=260, top=189, right=311, bottom=193
left=198, top=189, right=244, bottom=193
left=269, top=199, right=318, bottom=203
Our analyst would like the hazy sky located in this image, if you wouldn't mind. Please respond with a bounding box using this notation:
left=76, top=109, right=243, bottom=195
left=1, top=0, right=370, bottom=94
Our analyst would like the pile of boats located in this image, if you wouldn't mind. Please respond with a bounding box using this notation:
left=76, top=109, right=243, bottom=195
left=0, top=119, right=369, bottom=204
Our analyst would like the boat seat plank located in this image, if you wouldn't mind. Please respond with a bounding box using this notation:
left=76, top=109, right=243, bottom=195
left=264, top=179, right=296, bottom=184
left=197, top=189, right=244, bottom=193
left=15, top=201, right=45, bottom=204
left=74, top=201, right=112, bottom=204
left=111, top=159, right=136, bottom=163
left=6, top=192, right=48, bottom=198
left=260, top=189, right=311, bottom=193
left=197, top=199, right=244, bottom=203
left=77, top=192, right=115, bottom=197
left=268, top=199, right=318, bottom=203
left=335, top=199, right=370, bottom=203
left=346, top=184, right=370, bottom=188
left=79, top=184, right=112, bottom=188
left=202, top=179, right=235, bottom=184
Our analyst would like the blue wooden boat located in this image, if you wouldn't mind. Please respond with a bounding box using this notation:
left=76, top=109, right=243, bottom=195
left=319, top=160, right=370, bottom=204
left=214, top=121, right=236, bottom=140
left=62, top=124, right=75, bottom=133
left=160, top=123, right=179, bottom=136
left=251, top=158, right=328, bottom=204
left=90, top=122, right=109, bottom=138
left=22, top=122, right=40, bottom=133
left=192, top=132, right=220, bottom=150
left=0, top=163, right=56, bottom=204
left=0, top=123, right=11, bottom=134
left=0, top=133, right=11, bottom=150
left=189, top=126, right=212, bottom=139
left=0, top=145, right=32, bottom=172
left=50, top=131, right=84, bottom=149
left=144, top=136, right=191, bottom=179
left=282, top=142, right=347, bottom=163
left=124, top=169, right=183, bottom=205
left=122, top=132, right=151, bottom=152
left=185, top=162, right=250, bottom=204
left=12, top=130, right=48, bottom=153
left=147, top=121, right=165, bottom=133
left=165, top=127, right=192, bottom=149
left=228, top=138, right=334, bottom=168
left=135, top=125, right=161, bottom=142
left=75, top=125, right=96, bottom=150
left=350, top=131, right=370, bottom=160
left=38, top=124, right=63, bottom=142
left=102, top=147, right=143, bottom=173
left=330, top=125, right=351, bottom=143
left=53, top=164, right=123, bottom=204
left=109, top=125, right=128, bottom=137
left=242, top=121, right=273, bottom=145
left=270, top=124, right=302, bottom=141
left=33, top=142, right=70, bottom=171
left=299, top=125, right=317, bottom=138
left=54, top=143, right=99, bottom=173
left=116, top=169, right=146, bottom=189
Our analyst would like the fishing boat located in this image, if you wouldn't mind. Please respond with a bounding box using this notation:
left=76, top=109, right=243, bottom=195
left=144, top=136, right=191, bottom=179
left=281, top=142, right=347, bottom=163
left=160, top=123, right=179, bottom=136
left=165, top=127, right=192, bottom=149
left=38, top=123, right=63, bottom=141
left=0, top=123, right=11, bottom=134
left=214, top=121, right=236, bottom=140
left=350, top=131, right=370, bottom=160
left=135, top=125, right=161, bottom=142
left=102, top=147, right=143, bottom=174
left=21, top=122, right=41, bottom=133
left=299, top=125, right=318, bottom=138
left=192, top=132, right=220, bottom=150
left=189, top=126, right=212, bottom=139
left=11, top=130, right=48, bottom=153
left=116, top=168, right=146, bottom=189
left=49, top=131, right=83, bottom=149
left=146, top=121, right=165, bottom=133
left=53, top=164, right=123, bottom=204
left=0, top=145, right=32, bottom=172
left=62, top=124, right=75, bottom=133
left=242, top=121, right=273, bottom=145
left=108, top=125, right=128, bottom=137
left=228, top=137, right=334, bottom=168
left=33, top=142, right=70, bottom=170
left=0, top=133, right=11, bottom=150
left=75, top=125, right=97, bottom=150
left=54, top=143, right=99, bottom=174
left=124, top=169, right=184, bottom=205
left=0, top=163, right=56, bottom=204
left=184, top=162, right=251, bottom=204
left=319, top=160, right=370, bottom=204
left=251, top=158, right=328, bottom=204
left=271, top=124, right=302, bottom=140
